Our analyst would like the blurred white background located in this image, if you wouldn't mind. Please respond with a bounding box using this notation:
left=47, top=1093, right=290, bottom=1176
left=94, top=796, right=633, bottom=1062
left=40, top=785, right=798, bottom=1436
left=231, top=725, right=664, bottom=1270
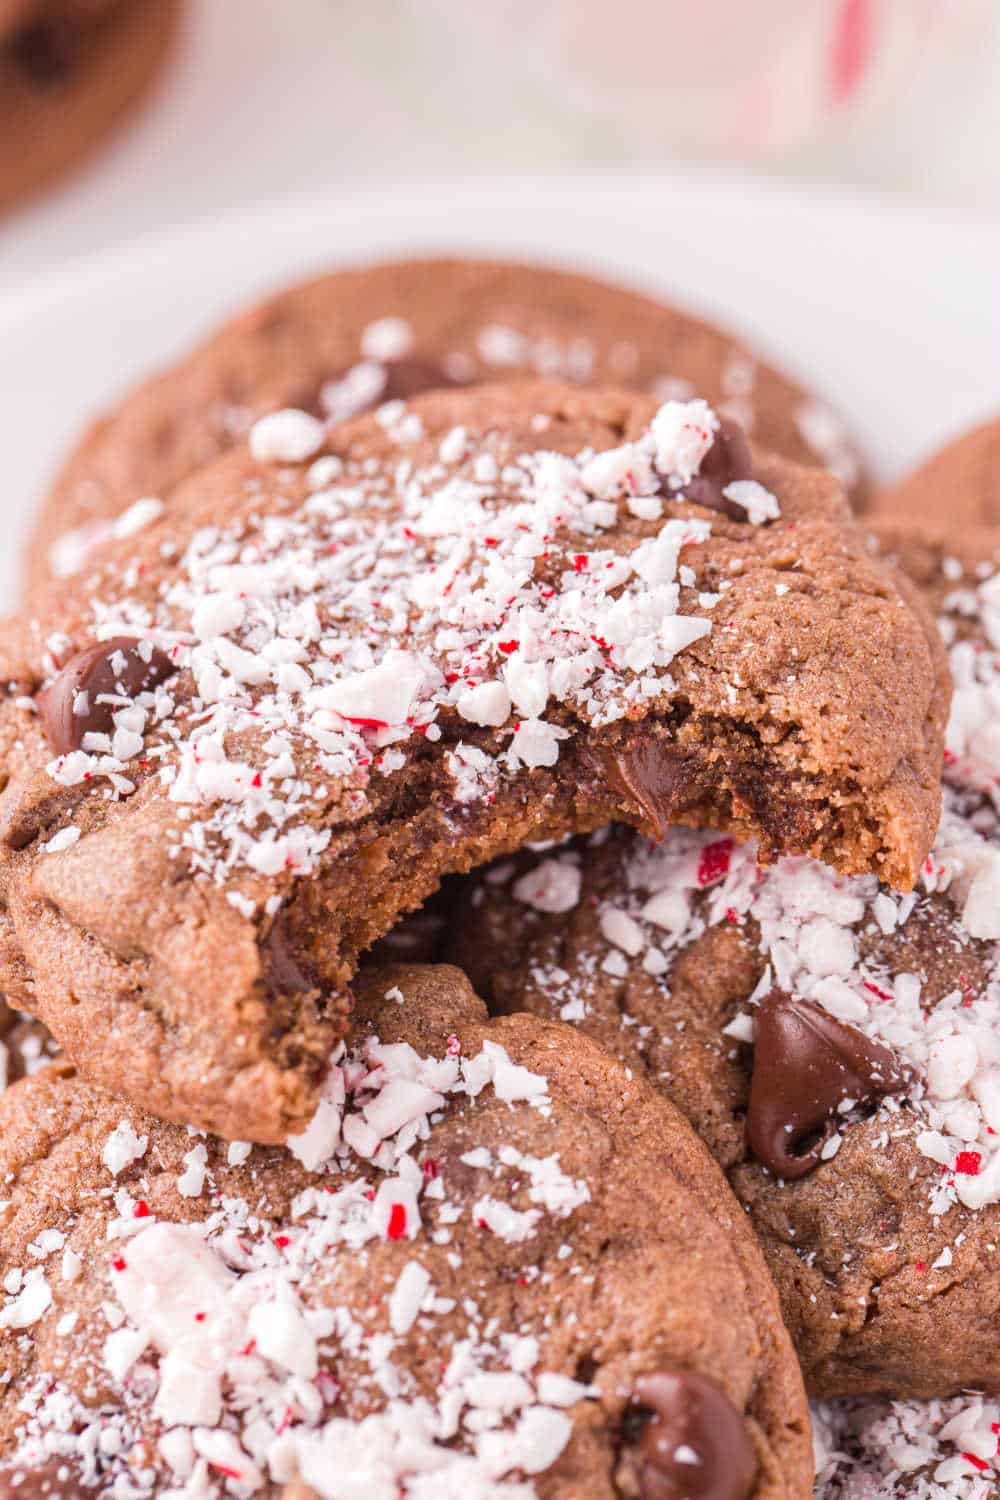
left=2, top=0, right=999, bottom=292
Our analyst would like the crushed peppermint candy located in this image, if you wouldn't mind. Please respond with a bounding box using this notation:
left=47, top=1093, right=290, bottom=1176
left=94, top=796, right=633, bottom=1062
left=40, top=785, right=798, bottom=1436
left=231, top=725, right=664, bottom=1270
left=814, top=1395, right=1000, bottom=1500
left=33, top=398, right=776, bottom=891
left=0, top=1028, right=598, bottom=1500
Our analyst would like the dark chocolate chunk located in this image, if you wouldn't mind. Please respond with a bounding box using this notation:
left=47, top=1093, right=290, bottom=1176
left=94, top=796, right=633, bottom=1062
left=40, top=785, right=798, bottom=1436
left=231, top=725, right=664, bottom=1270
left=600, top=737, right=685, bottom=840
left=264, top=916, right=320, bottom=997
left=36, top=637, right=178, bottom=756
left=9, top=22, right=78, bottom=86
left=747, top=989, right=904, bottom=1180
left=675, top=419, right=754, bottom=521
left=631, top=1369, right=757, bottom=1500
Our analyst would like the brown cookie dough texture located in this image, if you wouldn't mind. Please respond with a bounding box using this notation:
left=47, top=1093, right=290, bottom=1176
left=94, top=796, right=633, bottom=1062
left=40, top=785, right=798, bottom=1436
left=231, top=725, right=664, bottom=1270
left=0, top=383, right=942, bottom=1143
left=0, top=965, right=812, bottom=1500
left=447, top=524, right=1000, bottom=1400
left=869, top=415, right=1000, bottom=530
left=0, top=0, right=181, bottom=218
left=29, top=255, right=868, bottom=594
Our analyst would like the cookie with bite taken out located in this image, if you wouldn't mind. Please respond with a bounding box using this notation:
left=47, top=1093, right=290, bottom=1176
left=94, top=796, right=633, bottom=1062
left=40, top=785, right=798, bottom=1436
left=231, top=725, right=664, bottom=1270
left=0, top=382, right=943, bottom=1144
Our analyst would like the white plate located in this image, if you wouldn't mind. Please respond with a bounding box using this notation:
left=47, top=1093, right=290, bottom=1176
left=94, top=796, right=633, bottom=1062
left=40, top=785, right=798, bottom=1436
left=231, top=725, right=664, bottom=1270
left=0, top=171, right=997, bottom=610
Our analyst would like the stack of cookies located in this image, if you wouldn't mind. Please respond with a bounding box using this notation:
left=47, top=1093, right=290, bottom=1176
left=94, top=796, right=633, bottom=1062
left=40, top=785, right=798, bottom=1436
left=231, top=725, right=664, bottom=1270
left=0, top=257, right=995, bottom=1500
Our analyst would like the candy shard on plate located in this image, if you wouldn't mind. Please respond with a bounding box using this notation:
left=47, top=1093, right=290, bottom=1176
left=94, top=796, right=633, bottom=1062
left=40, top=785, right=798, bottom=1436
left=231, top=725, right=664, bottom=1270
left=0, top=965, right=811, bottom=1500
left=0, top=382, right=942, bottom=1142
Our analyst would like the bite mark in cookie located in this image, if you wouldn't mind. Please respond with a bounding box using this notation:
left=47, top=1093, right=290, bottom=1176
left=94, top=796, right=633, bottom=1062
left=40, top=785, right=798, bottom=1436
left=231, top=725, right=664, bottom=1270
left=0, top=966, right=811, bottom=1500
left=446, top=525, right=1000, bottom=1397
left=0, top=384, right=941, bottom=1143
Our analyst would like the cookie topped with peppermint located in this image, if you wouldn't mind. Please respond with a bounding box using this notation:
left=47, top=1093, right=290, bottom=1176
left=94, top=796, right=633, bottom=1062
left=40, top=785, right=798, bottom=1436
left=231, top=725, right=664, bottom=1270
left=0, top=964, right=811, bottom=1500
left=0, top=382, right=942, bottom=1143
left=448, top=799, right=1000, bottom=1400
left=29, top=255, right=867, bottom=593
left=813, top=1395, right=1000, bottom=1500
left=449, top=507, right=1000, bottom=1402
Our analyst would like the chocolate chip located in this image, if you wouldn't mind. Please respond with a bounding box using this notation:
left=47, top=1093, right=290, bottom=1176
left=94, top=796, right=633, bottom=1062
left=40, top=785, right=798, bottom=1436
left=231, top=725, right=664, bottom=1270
left=36, top=637, right=178, bottom=756
left=747, top=989, right=904, bottom=1180
left=381, top=358, right=466, bottom=403
left=630, top=1370, right=757, bottom=1500
left=264, top=916, right=320, bottom=996
left=10, top=22, right=78, bottom=86
left=601, top=738, right=685, bottom=840
left=672, top=419, right=754, bottom=520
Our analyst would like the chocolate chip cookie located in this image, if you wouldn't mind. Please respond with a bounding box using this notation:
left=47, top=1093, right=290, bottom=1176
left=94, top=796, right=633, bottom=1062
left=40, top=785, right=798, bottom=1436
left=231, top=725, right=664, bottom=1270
left=0, top=963, right=812, bottom=1500
left=0, top=383, right=943, bottom=1143
left=0, top=0, right=181, bottom=218
left=446, top=525, right=1000, bottom=1398
left=869, top=415, right=1000, bottom=530
left=29, top=255, right=868, bottom=593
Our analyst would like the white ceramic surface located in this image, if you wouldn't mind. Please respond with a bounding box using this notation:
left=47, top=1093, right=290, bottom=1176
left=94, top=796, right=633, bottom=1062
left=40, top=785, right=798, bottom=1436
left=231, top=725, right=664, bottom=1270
left=0, top=171, right=996, bottom=609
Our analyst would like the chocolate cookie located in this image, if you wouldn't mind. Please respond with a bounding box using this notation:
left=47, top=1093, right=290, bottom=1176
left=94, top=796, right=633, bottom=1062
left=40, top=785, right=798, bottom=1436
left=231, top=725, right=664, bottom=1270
left=0, top=0, right=181, bottom=218
left=0, top=383, right=943, bottom=1143
left=814, top=1395, right=1000, bottom=1499
left=29, top=255, right=868, bottom=593
left=0, top=964, right=812, bottom=1500
left=869, top=415, right=1000, bottom=530
left=446, top=523, right=1000, bottom=1399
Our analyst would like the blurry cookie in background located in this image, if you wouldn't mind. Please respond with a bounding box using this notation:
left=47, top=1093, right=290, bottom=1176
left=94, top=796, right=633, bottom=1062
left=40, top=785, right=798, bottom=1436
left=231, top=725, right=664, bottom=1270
left=29, top=254, right=868, bottom=593
left=0, top=0, right=181, bottom=219
left=870, top=414, right=1000, bottom=528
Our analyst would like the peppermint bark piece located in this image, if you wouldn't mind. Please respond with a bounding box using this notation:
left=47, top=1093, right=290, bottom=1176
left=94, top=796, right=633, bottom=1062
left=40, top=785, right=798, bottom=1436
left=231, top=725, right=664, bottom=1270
left=30, top=254, right=867, bottom=593
left=0, top=965, right=811, bottom=1500
left=0, top=383, right=942, bottom=1141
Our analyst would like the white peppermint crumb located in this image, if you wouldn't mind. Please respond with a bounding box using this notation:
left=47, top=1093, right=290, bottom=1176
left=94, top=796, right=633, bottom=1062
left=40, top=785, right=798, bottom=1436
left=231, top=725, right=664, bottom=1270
left=102, top=1120, right=149, bottom=1177
left=360, top=316, right=414, bottom=362
left=249, top=408, right=325, bottom=464
left=41, top=825, right=81, bottom=854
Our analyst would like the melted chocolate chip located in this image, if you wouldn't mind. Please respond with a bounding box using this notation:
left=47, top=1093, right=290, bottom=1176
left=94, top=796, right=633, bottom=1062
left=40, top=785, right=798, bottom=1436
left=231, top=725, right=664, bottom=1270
left=631, top=1370, right=756, bottom=1500
left=10, top=22, right=78, bottom=85
left=672, top=419, right=754, bottom=520
left=381, top=358, right=466, bottom=403
left=36, top=637, right=178, bottom=756
left=601, top=738, right=685, bottom=840
left=264, top=917, right=320, bottom=996
left=747, top=989, right=904, bottom=1180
